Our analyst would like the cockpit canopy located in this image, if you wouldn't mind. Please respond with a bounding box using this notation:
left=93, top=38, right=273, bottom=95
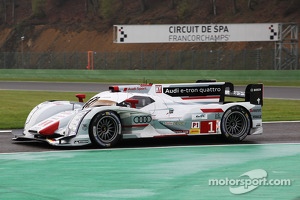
left=83, top=92, right=154, bottom=109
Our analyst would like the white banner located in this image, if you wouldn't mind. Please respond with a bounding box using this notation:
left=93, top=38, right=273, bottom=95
left=114, top=23, right=279, bottom=43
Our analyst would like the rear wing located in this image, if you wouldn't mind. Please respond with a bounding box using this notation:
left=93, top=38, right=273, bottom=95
left=108, top=81, right=263, bottom=106
left=225, top=83, right=263, bottom=106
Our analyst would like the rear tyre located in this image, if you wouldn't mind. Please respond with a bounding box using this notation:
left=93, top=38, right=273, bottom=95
left=89, top=111, right=121, bottom=148
left=221, top=106, right=251, bottom=142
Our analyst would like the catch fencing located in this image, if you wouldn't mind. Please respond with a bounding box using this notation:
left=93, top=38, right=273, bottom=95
left=0, top=49, right=297, bottom=70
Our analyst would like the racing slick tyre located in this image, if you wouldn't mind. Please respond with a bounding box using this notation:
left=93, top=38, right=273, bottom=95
left=89, top=111, right=122, bottom=148
left=221, top=106, right=251, bottom=142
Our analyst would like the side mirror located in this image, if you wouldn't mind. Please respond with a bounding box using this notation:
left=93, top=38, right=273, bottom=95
left=125, top=98, right=139, bottom=108
left=76, top=94, right=86, bottom=102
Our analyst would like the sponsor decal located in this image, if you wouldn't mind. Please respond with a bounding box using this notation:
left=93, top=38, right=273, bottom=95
left=251, top=88, right=262, bottom=92
left=174, top=130, right=189, bottom=134
left=163, top=85, right=223, bottom=97
left=133, top=116, right=152, bottom=124
left=250, top=108, right=262, bottom=112
left=155, top=85, right=162, bottom=93
left=192, top=114, right=207, bottom=120
left=174, top=121, right=186, bottom=126
left=163, top=121, right=186, bottom=126
left=191, top=122, right=200, bottom=128
left=124, top=86, right=148, bottom=91
left=189, top=128, right=200, bottom=134
left=215, top=113, right=221, bottom=119
left=163, top=122, right=174, bottom=125
left=252, top=115, right=262, bottom=119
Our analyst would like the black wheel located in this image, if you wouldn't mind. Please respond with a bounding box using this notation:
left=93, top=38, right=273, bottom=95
left=221, top=106, right=251, bottom=142
left=89, top=111, right=121, bottom=148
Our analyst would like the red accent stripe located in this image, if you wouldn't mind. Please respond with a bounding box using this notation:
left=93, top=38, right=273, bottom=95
left=123, top=124, right=149, bottom=128
left=154, top=134, right=188, bottom=138
left=39, top=121, right=59, bottom=136
left=182, top=96, right=220, bottom=100
left=201, top=108, right=223, bottom=113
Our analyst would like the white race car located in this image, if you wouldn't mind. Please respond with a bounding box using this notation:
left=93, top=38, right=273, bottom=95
left=13, top=81, right=263, bottom=148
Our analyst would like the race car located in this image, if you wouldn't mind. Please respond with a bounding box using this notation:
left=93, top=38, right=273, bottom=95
left=13, top=81, right=263, bottom=148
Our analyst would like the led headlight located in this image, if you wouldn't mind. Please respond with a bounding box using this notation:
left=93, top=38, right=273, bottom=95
left=66, top=109, right=90, bottom=137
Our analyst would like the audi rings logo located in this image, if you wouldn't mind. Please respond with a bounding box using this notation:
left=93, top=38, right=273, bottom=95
left=133, top=116, right=152, bottom=124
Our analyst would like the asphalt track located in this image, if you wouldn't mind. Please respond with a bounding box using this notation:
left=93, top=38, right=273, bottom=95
left=0, top=82, right=299, bottom=199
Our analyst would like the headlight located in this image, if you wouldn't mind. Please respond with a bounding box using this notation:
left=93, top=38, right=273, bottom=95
left=65, top=109, right=90, bottom=137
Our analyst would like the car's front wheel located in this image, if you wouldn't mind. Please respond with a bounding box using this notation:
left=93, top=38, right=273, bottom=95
left=89, top=111, right=122, bottom=148
left=221, top=106, right=251, bottom=142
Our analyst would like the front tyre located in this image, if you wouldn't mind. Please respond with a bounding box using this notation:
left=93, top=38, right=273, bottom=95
left=221, top=106, right=251, bottom=142
left=89, top=111, right=122, bottom=148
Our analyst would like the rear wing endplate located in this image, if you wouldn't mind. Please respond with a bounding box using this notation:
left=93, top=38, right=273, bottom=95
left=225, top=84, right=263, bottom=106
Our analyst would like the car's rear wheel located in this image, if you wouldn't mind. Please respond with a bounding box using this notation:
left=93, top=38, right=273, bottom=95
left=89, top=111, right=121, bottom=148
left=221, top=106, right=251, bottom=142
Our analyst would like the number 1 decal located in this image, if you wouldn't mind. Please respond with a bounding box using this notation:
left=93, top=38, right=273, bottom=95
left=201, top=121, right=217, bottom=133
left=208, top=121, right=214, bottom=133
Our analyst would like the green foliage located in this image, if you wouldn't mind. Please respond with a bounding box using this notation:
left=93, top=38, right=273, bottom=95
left=177, top=0, right=190, bottom=20
left=100, top=0, right=117, bottom=20
left=31, top=0, right=46, bottom=18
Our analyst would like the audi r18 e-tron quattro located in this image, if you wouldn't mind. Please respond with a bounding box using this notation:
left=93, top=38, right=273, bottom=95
left=13, top=81, right=263, bottom=148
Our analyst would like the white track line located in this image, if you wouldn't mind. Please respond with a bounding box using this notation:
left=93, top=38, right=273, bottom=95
left=0, top=130, right=12, bottom=133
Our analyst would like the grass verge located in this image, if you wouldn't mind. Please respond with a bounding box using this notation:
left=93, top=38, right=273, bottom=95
left=0, top=90, right=299, bottom=129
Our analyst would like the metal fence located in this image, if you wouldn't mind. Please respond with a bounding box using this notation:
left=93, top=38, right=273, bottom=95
left=0, top=49, right=297, bottom=70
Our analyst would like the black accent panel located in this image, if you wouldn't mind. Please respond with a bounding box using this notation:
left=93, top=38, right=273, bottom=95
left=245, top=84, right=263, bottom=106
left=196, top=79, right=217, bottom=83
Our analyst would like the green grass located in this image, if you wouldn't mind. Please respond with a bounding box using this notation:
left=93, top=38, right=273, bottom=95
left=0, top=91, right=94, bottom=129
left=0, top=69, right=300, bottom=86
left=0, top=90, right=299, bottom=129
left=262, top=99, right=300, bottom=121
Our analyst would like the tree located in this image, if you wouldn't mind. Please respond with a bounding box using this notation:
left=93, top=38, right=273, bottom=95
left=88, top=0, right=100, bottom=15
left=139, top=0, right=147, bottom=12
left=1, top=0, right=7, bottom=23
left=211, top=0, right=216, bottom=15
left=32, top=0, right=46, bottom=18
left=0, top=0, right=16, bottom=23
left=232, top=0, right=237, bottom=14
left=100, top=0, right=114, bottom=19
left=169, top=0, right=176, bottom=9
left=248, top=0, right=257, bottom=10
left=12, top=0, right=15, bottom=22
